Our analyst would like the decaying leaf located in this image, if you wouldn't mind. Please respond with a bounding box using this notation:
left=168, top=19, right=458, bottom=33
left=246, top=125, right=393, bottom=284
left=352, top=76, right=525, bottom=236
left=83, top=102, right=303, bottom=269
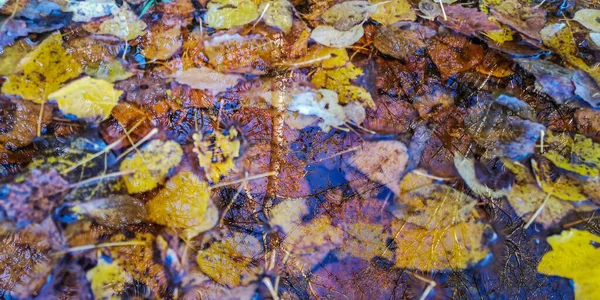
left=204, top=0, right=259, bottom=29
left=193, top=128, right=241, bottom=183
left=0, top=40, right=33, bottom=76
left=48, top=76, right=123, bottom=121
left=146, top=171, right=218, bottom=239
left=174, top=67, right=244, bottom=95
left=1, top=33, right=82, bottom=104
left=120, top=139, right=183, bottom=193
left=454, top=154, right=509, bottom=199
left=374, top=22, right=436, bottom=61
left=538, top=229, right=600, bottom=299
left=370, top=0, right=416, bottom=25
left=573, top=9, right=600, bottom=32
left=310, top=24, right=365, bottom=48
left=489, top=0, right=546, bottom=41
left=347, top=140, right=409, bottom=195
left=197, top=231, right=262, bottom=286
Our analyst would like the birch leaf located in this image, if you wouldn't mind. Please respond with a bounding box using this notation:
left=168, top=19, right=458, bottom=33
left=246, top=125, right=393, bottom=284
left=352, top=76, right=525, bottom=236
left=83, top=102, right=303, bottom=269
left=310, top=25, right=364, bottom=48
left=48, top=77, right=122, bottom=121
left=204, top=0, right=259, bottom=29
left=370, top=0, right=416, bottom=25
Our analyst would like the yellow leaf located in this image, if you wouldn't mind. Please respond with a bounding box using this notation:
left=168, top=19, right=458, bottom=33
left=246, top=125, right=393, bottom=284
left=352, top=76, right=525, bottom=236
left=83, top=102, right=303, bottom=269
left=146, top=171, right=217, bottom=238
left=89, top=3, right=147, bottom=41
left=48, top=76, right=122, bottom=121
left=293, top=45, right=349, bottom=69
left=193, top=128, right=241, bottom=183
left=341, top=222, right=393, bottom=261
left=311, top=63, right=375, bottom=108
left=538, top=229, right=600, bottom=299
left=197, top=231, right=262, bottom=286
left=140, top=24, right=182, bottom=61
left=1, top=33, right=82, bottom=104
left=483, top=19, right=514, bottom=44
left=531, top=159, right=588, bottom=201
left=369, top=0, right=416, bottom=25
left=543, top=131, right=600, bottom=177
left=83, top=60, right=134, bottom=83
left=573, top=9, right=600, bottom=32
left=394, top=221, right=490, bottom=271
left=0, top=39, right=33, bottom=76
left=86, top=256, right=131, bottom=299
left=120, top=140, right=183, bottom=194
left=261, top=0, right=293, bottom=33
left=204, top=0, right=259, bottom=29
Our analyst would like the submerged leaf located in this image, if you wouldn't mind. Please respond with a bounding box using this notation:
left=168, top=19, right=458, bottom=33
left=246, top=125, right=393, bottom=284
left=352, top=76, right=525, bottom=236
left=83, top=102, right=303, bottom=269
left=287, top=89, right=346, bottom=132
left=62, top=0, right=118, bottom=22
left=538, top=229, right=600, bottom=300
left=531, top=159, right=588, bottom=201
left=310, top=24, right=365, bottom=48
left=311, top=63, right=375, bottom=107
left=543, top=131, right=600, bottom=177
left=48, top=76, right=123, bottom=121
left=322, top=1, right=375, bottom=31
left=86, top=255, right=131, bottom=299
left=120, top=139, right=183, bottom=193
left=260, top=0, right=293, bottom=33
left=370, top=0, right=416, bottom=25
left=56, top=195, right=146, bottom=228
left=174, top=67, right=244, bottom=95
left=204, top=0, right=259, bottom=29
left=193, top=128, right=241, bottom=183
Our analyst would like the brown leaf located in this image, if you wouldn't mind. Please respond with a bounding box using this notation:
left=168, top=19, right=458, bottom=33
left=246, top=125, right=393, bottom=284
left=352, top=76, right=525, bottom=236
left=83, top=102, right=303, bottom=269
left=438, top=5, right=500, bottom=36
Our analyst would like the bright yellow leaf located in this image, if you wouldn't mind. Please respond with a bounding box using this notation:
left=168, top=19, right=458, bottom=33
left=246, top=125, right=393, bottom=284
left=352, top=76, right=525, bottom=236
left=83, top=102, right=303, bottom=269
left=370, top=0, right=416, bottom=25
left=193, top=128, right=241, bottom=183
left=1, top=33, right=82, bottom=104
left=0, top=39, right=33, bottom=76
left=291, top=45, right=349, bottom=69
left=531, top=159, right=588, bottom=201
left=311, top=63, right=375, bottom=108
left=120, top=140, right=183, bottom=194
left=86, top=256, right=131, bottom=299
left=197, top=231, right=262, bottom=287
left=204, top=0, right=259, bottom=29
left=48, top=76, right=122, bottom=121
left=538, top=229, right=600, bottom=299
left=543, top=131, right=600, bottom=177
left=146, top=171, right=217, bottom=239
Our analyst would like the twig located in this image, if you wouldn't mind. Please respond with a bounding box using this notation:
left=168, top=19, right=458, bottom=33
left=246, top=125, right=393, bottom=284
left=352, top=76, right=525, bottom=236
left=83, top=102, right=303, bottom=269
left=51, top=240, right=146, bottom=257
left=524, top=194, right=551, bottom=229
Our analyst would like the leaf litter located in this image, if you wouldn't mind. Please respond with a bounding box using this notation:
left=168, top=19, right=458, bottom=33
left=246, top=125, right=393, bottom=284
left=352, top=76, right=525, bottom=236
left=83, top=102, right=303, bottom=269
left=0, top=0, right=599, bottom=299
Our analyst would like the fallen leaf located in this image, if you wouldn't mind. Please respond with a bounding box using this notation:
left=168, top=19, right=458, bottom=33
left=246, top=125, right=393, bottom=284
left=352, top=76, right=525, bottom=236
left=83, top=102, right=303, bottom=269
left=48, top=76, right=123, bottom=121
left=146, top=171, right=217, bottom=239
left=120, top=139, right=183, bottom=193
left=346, top=140, right=409, bottom=195
left=203, top=33, right=283, bottom=74
left=204, top=0, right=259, bottom=29
left=573, top=9, right=600, bottom=32
left=56, top=195, right=146, bottom=228
left=139, top=23, right=182, bottom=60
left=0, top=39, right=33, bottom=76
left=1, top=33, right=82, bottom=104
left=310, top=24, right=365, bottom=48
left=538, top=229, right=600, bottom=299
left=311, top=63, right=375, bottom=107
left=193, top=127, right=241, bottom=183
left=531, top=159, right=588, bottom=201
left=322, top=1, right=375, bottom=31
left=83, top=60, right=134, bottom=83
left=260, top=0, right=293, bottom=33
left=84, top=3, right=147, bottom=41
left=86, top=255, right=131, bottom=299
left=489, top=0, right=546, bottom=41
left=543, top=131, right=600, bottom=177
left=197, top=231, right=262, bottom=286
left=374, top=22, right=436, bottom=61
left=287, top=89, right=346, bottom=132
left=438, top=5, right=500, bottom=36
left=454, top=154, right=508, bottom=199
left=174, top=67, right=244, bottom=95
left=370, top=0, right=416, bottom=25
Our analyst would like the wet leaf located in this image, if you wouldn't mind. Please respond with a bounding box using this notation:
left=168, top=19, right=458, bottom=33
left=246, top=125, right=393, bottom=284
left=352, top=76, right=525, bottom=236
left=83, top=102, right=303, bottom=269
left=84, top=3, right=147, bottom=41
left=174, top=67, right=244, bottom=95
left=193, top=128, right=241, bottom=183
left=1, top=33, right=82, bottom=104
left=489, top=0, right=546, bottom=41
left=146, top=171, right=218, bottom=239
left=48, top=76, right=122, bottom=121
left=454, top=154, right=508, bottom=199
left=311, top=63, right=375, bottom=108
left=260, top=0, right=293, bottom=33
left=56, top=195, right=146, bottom=228
left=438, top=5, right=500, bottom=36
left=204, top=0, right=259, bottom=29
left=119, top=139, right=183, bottom=193
left=531, top=159, right=588, bottom=201
left=543, top=131, right=600, bottom=177
left=374, top=22, right=436, bottom=61
left=370, top=0, right=416, bottom=25
left=310, top=24, right=365, bottom=48
left=287, top=89, right=346, bottom=132
left=347, top=140, right=409, bottom=195
left=86, top=255, right=130, bottom=299
left=322, top=1, right=375, bottom=31
left=197, top=231, right=262, bottom=286
left=0, top=40, right=33, bottom=76
left=83, top=60, right=134, bottom=83
left=538, top=229, right=600, bottom=299
left=139, top=23, right=182, bottom=60
left=573, top=9, right=600, bottom=32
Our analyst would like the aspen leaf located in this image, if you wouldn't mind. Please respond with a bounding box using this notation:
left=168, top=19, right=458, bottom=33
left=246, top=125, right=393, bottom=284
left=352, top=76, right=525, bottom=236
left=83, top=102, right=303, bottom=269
left=573, top=9, right=600, bottom=32
left=0, top=40, right=33, bottom=76
left=538, top=229, right=600, bottom=300
left=120, top=139, right=183, bottom=194
left=1, top=33, right=82, bottom=104
left=260, top=0, right=293, bottom=33
left=310, top=24, right=365, bottom=48
left=48, top=77, right=122, bottom=121
left=370, top=0, right=416, bottom=25
left=204, top=0, right=259, bottom=29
